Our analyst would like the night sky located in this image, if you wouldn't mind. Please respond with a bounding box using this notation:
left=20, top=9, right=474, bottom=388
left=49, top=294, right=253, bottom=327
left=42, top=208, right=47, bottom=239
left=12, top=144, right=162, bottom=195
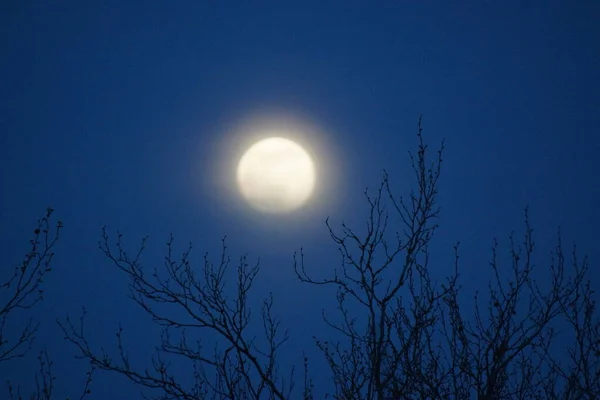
left=1, top=1, right=599, bottom=399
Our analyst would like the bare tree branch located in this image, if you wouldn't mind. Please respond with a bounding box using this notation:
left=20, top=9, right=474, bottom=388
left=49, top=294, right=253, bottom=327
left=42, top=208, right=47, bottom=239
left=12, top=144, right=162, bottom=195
left=294, top=116, right=452, bottom=400
left=1, top=207, right=62, bottom=363
left=7, top=347, right=95, bottom=400
left=60, top=234, right=296, bottom=399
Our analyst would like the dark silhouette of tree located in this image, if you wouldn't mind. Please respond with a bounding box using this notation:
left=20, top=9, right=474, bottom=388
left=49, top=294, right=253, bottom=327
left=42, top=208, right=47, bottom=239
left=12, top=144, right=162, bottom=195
left=59, top=236, right=304, bottom=399
left=7, top=347, right=94, bottom=400
left=293, top=119, right=599, bottom=399
left=294, top=118, right=446, bottom=399
left=1, top=208, right=61, bottom=364
left=59, top=118, right=599, bottom=399
left=2, top=209, right=94, bottom=400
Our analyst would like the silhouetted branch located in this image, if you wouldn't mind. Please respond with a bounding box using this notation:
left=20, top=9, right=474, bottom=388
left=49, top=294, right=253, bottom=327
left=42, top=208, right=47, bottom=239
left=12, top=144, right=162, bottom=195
left=293, top=118, right=598, bottom=400
left=0, top=207, right=62, bottom=363
left=437, top=209, right=593, bottom=400
left=60, top=235, right=295, bottom=399
left=7, top=346, right=94, bottom=400
left=294, top=117, right=451, bottom=399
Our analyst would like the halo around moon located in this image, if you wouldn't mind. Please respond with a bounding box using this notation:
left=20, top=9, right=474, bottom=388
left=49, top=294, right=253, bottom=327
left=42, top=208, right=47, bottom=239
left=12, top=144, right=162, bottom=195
left=236, top=137, right=315, bottom=213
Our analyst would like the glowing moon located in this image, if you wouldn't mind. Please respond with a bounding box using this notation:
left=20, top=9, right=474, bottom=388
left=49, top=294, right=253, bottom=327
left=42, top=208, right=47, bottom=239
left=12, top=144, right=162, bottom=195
left=236, top=137, right=315, bottom=213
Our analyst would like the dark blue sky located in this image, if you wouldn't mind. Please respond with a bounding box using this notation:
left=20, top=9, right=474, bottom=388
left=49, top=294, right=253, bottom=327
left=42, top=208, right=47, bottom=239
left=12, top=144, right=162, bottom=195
left=1, top=1, right=599, bottom=398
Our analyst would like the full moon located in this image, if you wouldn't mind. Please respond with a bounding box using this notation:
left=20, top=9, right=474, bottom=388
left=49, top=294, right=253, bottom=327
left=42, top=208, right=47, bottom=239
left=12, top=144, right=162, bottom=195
left=236, top=137, right=315, bottom=213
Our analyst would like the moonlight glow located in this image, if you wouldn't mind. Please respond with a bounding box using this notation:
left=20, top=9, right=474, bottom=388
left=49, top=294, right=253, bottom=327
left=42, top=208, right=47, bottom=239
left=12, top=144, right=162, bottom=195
left=236, top=137, right=315, bottom=213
